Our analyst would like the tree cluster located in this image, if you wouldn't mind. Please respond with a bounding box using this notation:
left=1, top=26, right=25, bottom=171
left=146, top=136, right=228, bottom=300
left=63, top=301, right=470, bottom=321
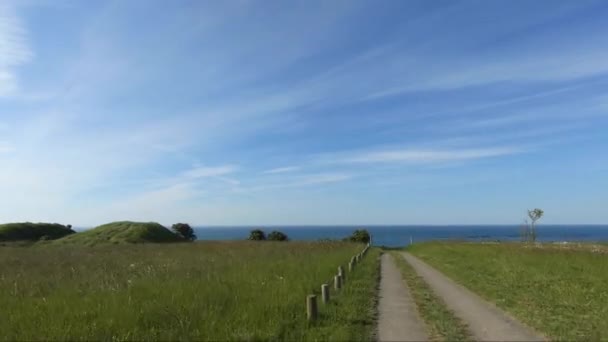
left=346, top=229, right=371, bottom=243
left=248, top=229, right=289, bottom=241
left=171, top=223, right=197, bottom=241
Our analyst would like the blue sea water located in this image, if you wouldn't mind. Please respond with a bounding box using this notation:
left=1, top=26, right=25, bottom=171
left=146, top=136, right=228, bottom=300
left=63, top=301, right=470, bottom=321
left=194, top=225, right=608, bottom=247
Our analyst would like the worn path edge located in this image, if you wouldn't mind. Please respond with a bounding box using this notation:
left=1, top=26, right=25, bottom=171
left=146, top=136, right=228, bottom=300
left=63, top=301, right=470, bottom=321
left=401, top=252, right=545, bottom=342
left=377, top=253, right=428, bottom=342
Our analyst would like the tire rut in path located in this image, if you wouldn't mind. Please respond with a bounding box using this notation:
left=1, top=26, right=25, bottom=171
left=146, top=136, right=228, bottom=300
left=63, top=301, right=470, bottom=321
left=377, top=253, right=429, bottom=342
left=401, top=252, right=545, bottom=342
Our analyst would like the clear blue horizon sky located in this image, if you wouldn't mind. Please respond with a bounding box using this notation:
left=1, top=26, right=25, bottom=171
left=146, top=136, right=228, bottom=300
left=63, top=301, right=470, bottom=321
left=1, top=0, right=607, bottom=226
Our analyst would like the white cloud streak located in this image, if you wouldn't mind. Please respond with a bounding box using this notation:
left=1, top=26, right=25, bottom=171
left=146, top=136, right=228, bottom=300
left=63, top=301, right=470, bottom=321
left=262, top=166, right=300, bottom=174
left=342, top=147, right=523, bottom=164
left=0, top=3, right=31, bottom=96
left=180, top=165, right=236, bottom=179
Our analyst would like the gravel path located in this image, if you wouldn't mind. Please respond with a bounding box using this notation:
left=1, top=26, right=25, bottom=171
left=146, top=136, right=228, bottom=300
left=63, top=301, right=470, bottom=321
left=377, top=253, right=429, bottom=342
left=401, top=252, right=545, bottom=342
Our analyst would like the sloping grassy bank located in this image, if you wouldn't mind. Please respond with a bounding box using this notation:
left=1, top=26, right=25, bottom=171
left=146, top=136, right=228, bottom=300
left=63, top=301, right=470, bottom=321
left=0, top=241, right=377, bottom=341
left=409, top=242, right=608, bottom=341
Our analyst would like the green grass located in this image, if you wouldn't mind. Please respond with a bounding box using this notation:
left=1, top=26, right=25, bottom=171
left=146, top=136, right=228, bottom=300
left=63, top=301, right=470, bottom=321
left=389, top=251, right=470, bottom=341
left=0, top=222, right=75, bottom=242
left=409, top=242, right=608, bottom=341
left=53, top=221, right=184, bottom=245
left=0, top=241, right=378, bottom=341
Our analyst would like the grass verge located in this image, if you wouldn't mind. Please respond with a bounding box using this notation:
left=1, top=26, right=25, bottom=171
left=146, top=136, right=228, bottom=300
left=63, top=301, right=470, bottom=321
left=289, top=247, right=381, bottom=341
left=0, top=241, right=377, bottom=341
left=389, top=251, right=470, bottom=341
left=409, top=242, right=608, bottom=341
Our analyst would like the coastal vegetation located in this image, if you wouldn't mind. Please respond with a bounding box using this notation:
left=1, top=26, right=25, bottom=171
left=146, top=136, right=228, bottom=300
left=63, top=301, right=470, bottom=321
left=346, top=229, right=371, bottom=243
left=409, top=242, right=608, bottom=340
left=171, top=223, right=197, bottom=241
left=248, top=229, right=266, bottom=240
left=268, top=230, right=289, bottom=241
left=248, top=229, right=289, bottom=241
left=0, top=222, right=75, bottom=242
left=0, top=241, right=377, bottom=340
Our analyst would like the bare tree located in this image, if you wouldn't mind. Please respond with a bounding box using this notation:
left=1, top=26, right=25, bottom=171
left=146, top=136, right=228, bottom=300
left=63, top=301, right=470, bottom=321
left=526, top=208, right=544, bottom=243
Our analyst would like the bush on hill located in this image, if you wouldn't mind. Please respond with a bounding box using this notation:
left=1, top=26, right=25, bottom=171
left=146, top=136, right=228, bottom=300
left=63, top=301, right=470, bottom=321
left=0, top=222, right=75, bottom=242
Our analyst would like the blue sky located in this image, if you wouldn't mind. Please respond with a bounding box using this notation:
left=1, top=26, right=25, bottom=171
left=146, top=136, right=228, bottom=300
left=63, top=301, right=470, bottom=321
left=1, top=0, right=607, bottom=226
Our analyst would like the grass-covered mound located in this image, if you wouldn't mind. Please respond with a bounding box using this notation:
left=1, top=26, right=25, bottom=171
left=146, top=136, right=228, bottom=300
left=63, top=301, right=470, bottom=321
left=0, top=222, right=75, bottom=242
left=55, top=221, right=183, bottom=245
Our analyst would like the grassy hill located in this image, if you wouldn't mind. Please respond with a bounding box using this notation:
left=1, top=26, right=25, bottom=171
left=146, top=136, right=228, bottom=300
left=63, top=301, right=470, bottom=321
left=0, top=222, right=75, bottom=242
left=55, top=221, right=184, bottom=245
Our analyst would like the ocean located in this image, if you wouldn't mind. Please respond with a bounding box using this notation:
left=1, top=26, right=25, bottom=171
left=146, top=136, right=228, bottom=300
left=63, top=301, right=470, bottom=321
left=194, top=225, right=608, bottom=247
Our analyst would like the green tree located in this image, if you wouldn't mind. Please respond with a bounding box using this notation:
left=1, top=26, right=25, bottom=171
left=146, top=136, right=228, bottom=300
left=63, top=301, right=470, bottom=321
left=348, top=229, right=370, bottom=243
left=267, top=230, right=288, bottom=241
left=171, top=223, right=196, bottom=241
left=248, top=229, right=266, bottom=241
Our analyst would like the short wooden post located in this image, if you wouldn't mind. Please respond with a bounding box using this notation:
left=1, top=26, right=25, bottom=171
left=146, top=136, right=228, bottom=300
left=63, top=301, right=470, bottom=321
left=307, top=295, right=318, bottom=321
left=351, top=256, right=357, bottom=265
left=348, top=261, right=354, bottom=272
left=321, top=284, right=330, bottom=303
left=334, top=274, right=342, bottom=290
left=338, top=266, right=345, bottom=282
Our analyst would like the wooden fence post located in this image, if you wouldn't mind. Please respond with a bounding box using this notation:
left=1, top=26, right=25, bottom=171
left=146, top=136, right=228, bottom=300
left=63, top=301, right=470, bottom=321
left=334, top=274, right=342, bottom=290
left=307, top=295, right=318, bottom=321
left=338, top=266, right=345, bottom=282
left=321, top=284, right=330, bottom=303
left=348, top=260, right=354, bottom=272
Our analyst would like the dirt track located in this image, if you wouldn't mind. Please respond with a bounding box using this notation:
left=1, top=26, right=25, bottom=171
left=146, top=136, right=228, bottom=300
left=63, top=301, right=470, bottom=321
left=401, top=252, right=545, bottom=342
left=377, top=253, right=428, bottom=341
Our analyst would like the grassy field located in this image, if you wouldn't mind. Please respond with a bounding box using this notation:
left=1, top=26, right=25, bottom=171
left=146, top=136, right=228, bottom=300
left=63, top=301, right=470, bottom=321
left=409, top=242, right=608, bottom=341
left=0, top=241, right=379, bottom=341
left=389, top=251, right=470, bottom=341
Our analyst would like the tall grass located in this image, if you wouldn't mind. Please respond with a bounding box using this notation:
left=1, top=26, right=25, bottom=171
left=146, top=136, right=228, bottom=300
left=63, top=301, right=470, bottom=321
left=0, top=241, right=377, bottom=341
left=409, top=242, right=608, bottom=341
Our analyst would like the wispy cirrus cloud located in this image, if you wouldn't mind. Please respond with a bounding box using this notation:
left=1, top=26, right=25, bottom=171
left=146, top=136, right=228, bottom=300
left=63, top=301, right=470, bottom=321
left=340, top=147, right=523, bottom=164
left=234, top=172, right=353, bottom=194
left=262, top=166, right=300, bottom=174
left=180, top=165, right=236, bottom=179
left=0, top=2, right=31, bottom=97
